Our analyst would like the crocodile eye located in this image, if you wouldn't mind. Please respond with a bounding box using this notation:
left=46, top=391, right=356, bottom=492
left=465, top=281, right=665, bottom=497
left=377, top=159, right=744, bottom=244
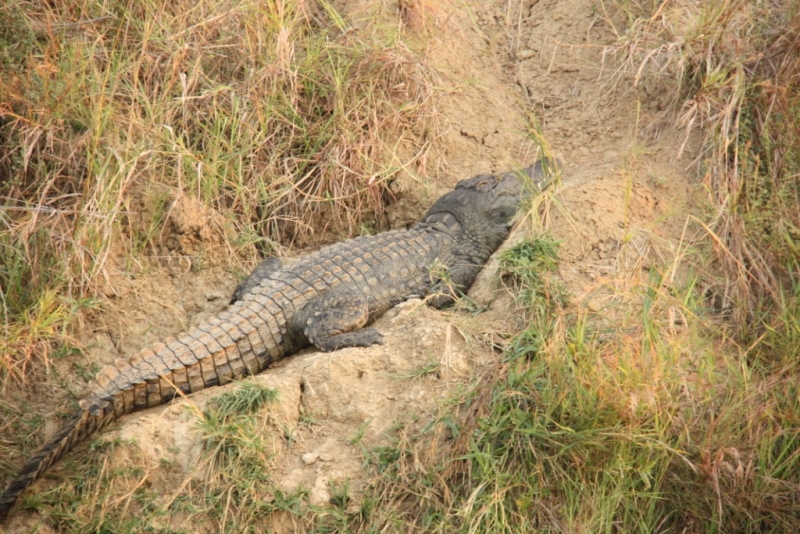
left=475, top=180, right=492, bottom=192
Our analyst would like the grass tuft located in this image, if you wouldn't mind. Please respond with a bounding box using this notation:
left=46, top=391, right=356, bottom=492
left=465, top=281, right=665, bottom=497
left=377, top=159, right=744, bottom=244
left=207, top=381, right=279, bottom=417
left=191, top=382, right=302, bottom=529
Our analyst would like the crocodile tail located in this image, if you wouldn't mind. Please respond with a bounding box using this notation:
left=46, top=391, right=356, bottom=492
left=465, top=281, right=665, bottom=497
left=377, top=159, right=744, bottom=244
left=0, top=406, right=109, bottom=518
left=0, top=301, right=282, bottom=519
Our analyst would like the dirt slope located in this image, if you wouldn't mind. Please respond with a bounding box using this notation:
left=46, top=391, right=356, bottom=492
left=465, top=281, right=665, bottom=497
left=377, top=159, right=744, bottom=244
left=2, top=0, right=699, bottom=531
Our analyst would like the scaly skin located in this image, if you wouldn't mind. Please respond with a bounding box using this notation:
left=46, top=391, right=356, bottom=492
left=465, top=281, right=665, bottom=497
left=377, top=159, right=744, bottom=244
left=0, top=160, right=555, bottom=519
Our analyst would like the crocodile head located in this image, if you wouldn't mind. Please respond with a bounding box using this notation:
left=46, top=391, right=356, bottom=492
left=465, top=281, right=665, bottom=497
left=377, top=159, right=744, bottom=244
left=420, top=159, right=557, bottom=232
left=416, top=158, right=558, bottom=265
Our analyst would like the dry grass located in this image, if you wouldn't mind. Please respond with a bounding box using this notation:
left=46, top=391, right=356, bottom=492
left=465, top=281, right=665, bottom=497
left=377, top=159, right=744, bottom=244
left=398, top=0, right=447, bottom=31
left=605, top=0, right=800, bottom=330
left=0, top=0, right=439, bottom=385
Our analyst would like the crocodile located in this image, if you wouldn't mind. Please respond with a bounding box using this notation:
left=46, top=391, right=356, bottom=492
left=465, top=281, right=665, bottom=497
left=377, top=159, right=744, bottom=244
left=0, top=160, right=556, bottom=518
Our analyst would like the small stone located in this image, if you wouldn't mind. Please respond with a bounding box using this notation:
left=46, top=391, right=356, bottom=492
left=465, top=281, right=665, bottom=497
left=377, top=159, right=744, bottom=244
left=301, top=453, right=319, bottom=466
left=587, top=299, right=602, bottom=312
left=517, top=49, right=535, bottom=59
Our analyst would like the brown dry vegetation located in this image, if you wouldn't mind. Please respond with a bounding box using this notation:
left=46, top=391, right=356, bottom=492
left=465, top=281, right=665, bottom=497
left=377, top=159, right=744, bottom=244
left=1, top=0, right=440, bottom=386
left=611, top=0, right=800, bottom=329
left=1, top=0, right=799, bottom=532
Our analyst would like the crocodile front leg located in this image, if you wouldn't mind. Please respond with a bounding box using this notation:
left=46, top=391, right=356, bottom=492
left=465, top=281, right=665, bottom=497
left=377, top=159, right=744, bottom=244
left=428, top=261, right=484, bottom=308
left=302, top=294, right=384, bottom=352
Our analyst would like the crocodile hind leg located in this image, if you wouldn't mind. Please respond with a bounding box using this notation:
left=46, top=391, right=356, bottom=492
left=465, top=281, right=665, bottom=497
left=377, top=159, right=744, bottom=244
left=303, top=294, right=384, bottom=352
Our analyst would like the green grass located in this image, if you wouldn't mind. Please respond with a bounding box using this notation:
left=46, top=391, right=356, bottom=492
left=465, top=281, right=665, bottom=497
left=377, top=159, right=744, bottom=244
left=190, top=383, right=310, bottom=532
left=16, top=437, right=174, bottom=533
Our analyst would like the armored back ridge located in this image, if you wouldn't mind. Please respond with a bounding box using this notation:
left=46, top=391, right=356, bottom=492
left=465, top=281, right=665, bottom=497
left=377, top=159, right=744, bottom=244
left=0, top=160, right=556, bottom=519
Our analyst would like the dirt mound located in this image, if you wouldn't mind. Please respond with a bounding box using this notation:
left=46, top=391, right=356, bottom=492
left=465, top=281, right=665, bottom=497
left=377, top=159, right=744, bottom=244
left=2, top=0, right=699, bottom=531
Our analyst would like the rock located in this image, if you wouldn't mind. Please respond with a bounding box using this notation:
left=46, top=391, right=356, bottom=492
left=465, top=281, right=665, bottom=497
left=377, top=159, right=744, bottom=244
left=301, top=453, right=319, bottom=466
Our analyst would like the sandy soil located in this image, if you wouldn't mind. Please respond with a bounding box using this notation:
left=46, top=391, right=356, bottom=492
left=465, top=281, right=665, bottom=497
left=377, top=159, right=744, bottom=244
left=2, top=0, right=700, bottom=531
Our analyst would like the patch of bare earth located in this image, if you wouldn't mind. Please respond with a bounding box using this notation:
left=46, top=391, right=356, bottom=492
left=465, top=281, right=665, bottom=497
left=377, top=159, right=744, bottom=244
left=3, top=0, right=701, bottom=531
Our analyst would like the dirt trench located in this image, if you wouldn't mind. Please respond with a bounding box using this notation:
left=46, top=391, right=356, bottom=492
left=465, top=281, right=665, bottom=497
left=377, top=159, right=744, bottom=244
left=3, top=0, right=699, bottom=531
